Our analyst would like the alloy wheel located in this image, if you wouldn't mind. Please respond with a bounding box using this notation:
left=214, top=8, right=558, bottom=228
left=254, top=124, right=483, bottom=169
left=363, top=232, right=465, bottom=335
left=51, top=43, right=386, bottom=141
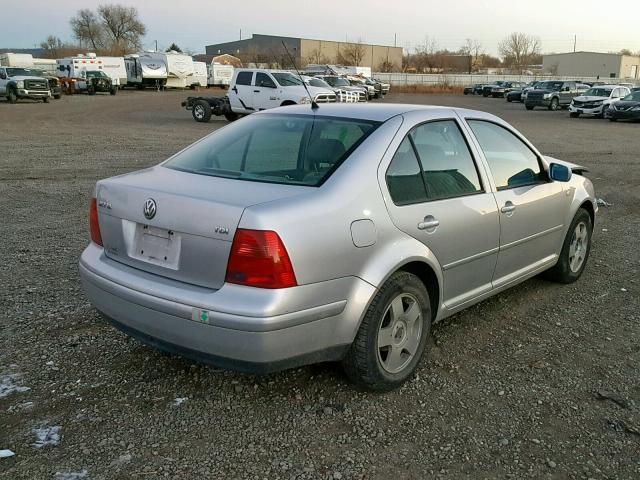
left=569, top=221, right=588, bottom=273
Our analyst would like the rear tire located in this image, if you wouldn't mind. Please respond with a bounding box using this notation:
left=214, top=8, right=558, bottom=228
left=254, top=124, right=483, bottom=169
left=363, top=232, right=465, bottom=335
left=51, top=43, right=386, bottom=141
left=342, top=272, right=431, bottom=391
left=192, top=100, right=212, bottom=122
left=543, top=208, right=592, bottom=283
left=549, top=97, right=560, bottom=111
left=223, top=111, right=239, bottom=122
left=525, top=104, right=534, bottom=110
left=7, top=88, right=18, bottom=104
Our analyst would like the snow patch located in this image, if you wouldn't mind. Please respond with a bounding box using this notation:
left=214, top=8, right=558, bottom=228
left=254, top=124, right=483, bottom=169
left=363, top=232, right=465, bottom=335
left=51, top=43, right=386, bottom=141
left=0, top=373, right=30, bottom=398
left=32, top=425, right=61, bottom=449
left=173, top=397, right=188, bottom=406
left=55, top=470, right=89, bottom=480
left=0, top=449, right=15, bottom=459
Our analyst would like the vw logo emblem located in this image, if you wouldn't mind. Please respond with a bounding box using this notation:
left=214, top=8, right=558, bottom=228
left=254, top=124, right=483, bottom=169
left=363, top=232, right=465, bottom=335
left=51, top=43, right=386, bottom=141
left=143, top=198, right=157, bottom=220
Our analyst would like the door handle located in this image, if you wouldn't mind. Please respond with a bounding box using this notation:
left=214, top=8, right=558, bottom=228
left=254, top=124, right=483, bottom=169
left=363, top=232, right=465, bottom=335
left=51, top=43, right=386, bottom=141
left=500, top=201, right=516, bottom=214
left=253, top=89, right=260, bottom=93
left=231, top=86, right=238, bottom=93
left=417, top=216, right=440, bottom=231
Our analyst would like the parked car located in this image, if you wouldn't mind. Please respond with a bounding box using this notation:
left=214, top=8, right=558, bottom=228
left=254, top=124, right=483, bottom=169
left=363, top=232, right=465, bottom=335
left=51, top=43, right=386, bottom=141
left=569, top=85, right=631, bottom=118
left=464, top=83, right=483, bottom=95
left=347, top=75, right=376, bottom=99
left=608, top=90, right=640, bottom=121
left=374, top=78, right=391, bottom=95
left=520, top=81, right=542, bottom=103
left=74, top=70, right=118, bottom=95
left=0, top=66, right=51, bottom=103
left=361, top=76, right=384, bottom=98
left=482, top=81, right=507, bottom=97
left=31, top=69, right=62, bottom=99
left=525, top=81, right=588, bottom=111
left=80, top=103, right=597, bottom=390
left=505, top=88, right=524, bottom=102
left=318, top=76, right=368, bottom=102
left=182, top=69, right=336, bottom=122
left=491, top=81, right=525, bottom=98
left=301, top=75, right=359, bottom=103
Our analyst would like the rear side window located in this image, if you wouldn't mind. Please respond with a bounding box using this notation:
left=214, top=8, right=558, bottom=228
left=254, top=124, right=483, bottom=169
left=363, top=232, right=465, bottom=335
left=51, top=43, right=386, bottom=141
left=409, top=121, right=482, bottom=200
left=235, top=71, right=253, bottom=85
left=164, top=114, right=380, bottom=186
left=386, top=137, right=428, bottom=204
left=467, top=120, right=545, bottom=190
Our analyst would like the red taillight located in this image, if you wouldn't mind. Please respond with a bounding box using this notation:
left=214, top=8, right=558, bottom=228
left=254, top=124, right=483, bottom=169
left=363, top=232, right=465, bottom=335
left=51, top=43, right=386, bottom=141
left=225, top=229, right=297, bottom=289
left=89, top=198, right=103, bottom=246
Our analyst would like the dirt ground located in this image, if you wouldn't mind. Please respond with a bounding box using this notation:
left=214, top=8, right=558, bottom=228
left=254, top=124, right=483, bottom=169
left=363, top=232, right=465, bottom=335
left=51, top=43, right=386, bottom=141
left=0, top=89, right=638, bottom=480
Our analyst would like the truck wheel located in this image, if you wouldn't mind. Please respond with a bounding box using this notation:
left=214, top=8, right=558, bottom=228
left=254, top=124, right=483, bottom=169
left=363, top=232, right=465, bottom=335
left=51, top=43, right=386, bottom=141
left=110, top=87, right=117, bottom=95
left=543, top=208, right=592, bottom=283
left=569, top=112, right=579, bottom=118
left=192, top=100, right=212, bottom=122
left=224, top=112, right=239, bottom=122
left=87, top=86, right=96, bottom=95
left=342, top=271, right=432, bottom=391
left=525, top=104, right=534, bottom=110
left=506, top=96, right=512, bottom=102
left=549, top=98, right=560, bottom=111
left=43, top=96, right=50, bottom=103
left=54, top=94, right=61, bottom=100
left=7, top=89, right=18, bottom=104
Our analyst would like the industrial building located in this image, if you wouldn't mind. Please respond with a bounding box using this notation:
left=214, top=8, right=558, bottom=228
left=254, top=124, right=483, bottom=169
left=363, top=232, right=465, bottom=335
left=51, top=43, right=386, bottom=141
left=205, top=34, right=403, bottom=72
left=543, top=51, right=640, bottom=79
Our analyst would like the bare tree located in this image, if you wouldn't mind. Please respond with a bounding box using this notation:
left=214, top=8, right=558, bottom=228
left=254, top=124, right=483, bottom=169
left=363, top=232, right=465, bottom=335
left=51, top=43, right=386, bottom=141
left=39, top=35, right=64, bottom=58
left=304, top=48, right=329, bottom=66
left=341, top=41, right=366, bottom=66
left=97, top=4, right=146, bottom=55
left=70, top=8, right=104, bottom=51
left=459, top=38, right=484, bottom=71
left=498, top=32, right=541, bottom=73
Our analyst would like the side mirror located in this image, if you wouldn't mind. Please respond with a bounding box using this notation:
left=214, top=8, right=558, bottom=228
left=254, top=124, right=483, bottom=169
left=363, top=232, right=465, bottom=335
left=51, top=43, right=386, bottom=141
left=549, top=163, right=572, bottom=182
left=0, top=73, right=6, bottom=80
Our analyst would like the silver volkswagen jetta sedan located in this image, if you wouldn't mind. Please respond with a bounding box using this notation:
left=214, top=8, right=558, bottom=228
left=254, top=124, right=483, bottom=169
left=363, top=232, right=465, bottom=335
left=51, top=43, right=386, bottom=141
left=80, top=104, right=596, bottom=390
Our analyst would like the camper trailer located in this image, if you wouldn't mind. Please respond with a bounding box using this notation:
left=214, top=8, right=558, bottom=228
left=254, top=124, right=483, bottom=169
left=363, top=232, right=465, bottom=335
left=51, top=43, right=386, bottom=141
left=96, top=56, right=126, bottom=86
left=56, top=54, right=122, bottom=86
left=32, top=58, right=58, bottom=76
left=163, top=51, right=195, bottom=88
left=191, top=61, right=208, bottom=88
left=124, top=53, right=168, bottom=89
left=208, top=62, right=234, bottom=88
left=0, top=53, right=36, bottom=68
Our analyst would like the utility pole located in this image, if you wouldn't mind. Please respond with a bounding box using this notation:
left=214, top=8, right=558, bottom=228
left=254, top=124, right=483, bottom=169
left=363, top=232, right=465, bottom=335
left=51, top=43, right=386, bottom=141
left=240, top=29, right=242, bottom=40
left=573, top=35, right=576, bottom=53
left=394, top=33, right=397, bottom=48
left=155, top=40, right=158, bottom=52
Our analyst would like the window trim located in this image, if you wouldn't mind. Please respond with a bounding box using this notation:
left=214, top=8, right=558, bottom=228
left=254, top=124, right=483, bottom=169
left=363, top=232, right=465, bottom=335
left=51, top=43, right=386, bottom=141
left=385, top=118, right=486, bottom=206
left=465, top=118, right=550, bottom=191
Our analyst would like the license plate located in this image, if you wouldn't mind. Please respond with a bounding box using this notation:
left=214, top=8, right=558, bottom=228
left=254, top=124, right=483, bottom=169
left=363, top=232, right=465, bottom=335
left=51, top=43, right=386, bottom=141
left=131, top=224, right=181, bottom=269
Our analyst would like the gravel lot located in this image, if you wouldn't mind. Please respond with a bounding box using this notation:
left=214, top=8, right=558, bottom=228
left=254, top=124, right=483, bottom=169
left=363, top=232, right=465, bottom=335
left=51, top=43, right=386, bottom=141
left=1, top=90, right=638, bottom=480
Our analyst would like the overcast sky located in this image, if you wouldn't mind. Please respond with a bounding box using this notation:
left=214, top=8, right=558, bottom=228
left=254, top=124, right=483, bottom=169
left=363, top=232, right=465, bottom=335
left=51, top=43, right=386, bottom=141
left=3, top=0, right=640, bottom=56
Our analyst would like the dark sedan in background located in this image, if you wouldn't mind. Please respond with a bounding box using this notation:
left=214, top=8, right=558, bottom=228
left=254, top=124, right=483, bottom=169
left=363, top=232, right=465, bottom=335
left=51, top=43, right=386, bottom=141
left=464, top=83, right=484, bottom=95
left=491, top=81, right=525, bottom=98
left=506, top=88, right=524, bottom=102
left=608, top=91, right=640, bottom=121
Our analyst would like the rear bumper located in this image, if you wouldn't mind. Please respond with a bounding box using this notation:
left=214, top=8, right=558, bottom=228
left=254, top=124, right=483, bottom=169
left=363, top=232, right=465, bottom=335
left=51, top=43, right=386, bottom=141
left=79, top=243, right=375, bottom=372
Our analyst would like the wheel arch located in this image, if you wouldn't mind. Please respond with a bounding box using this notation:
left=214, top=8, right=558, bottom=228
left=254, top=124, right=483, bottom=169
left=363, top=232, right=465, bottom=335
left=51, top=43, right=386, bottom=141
left=579, top=199, right=595, bottom=226
left=280, top=100, right=296, bottom=106
left=397, top=261, right=441, bottom=321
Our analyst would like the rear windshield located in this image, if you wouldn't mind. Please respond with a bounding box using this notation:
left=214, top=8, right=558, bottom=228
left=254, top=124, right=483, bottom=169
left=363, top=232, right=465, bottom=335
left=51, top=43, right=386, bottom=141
left=584, top=88, right=611, bottom=97
left=164, top=114, right=380, bottom=186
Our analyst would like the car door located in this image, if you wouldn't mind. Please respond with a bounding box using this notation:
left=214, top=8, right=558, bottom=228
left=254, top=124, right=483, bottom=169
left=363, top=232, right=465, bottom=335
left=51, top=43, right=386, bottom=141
left=381, top=115, right=500, bottom=308
left=465, top=119, right=567, bottom=288
left=228, top=70, right=254, bottom=112
left=561, top=82, right=575, bottom=104
left=0, top=68, right=6, bottom=94
left=252, top=72, right=280, bottom=110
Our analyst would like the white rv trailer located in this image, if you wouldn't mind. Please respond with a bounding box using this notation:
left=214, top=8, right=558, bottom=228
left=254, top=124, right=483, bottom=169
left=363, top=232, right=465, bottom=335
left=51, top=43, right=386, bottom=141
left=0, top=53, right=35, bottom=68
left=56, top=54, right=122, bottom=86
left=124, top=53, right=168, bottom=89
left=32, top=58, right=58, bottom=75
left=208, top=62, right=234, bottom=88
left=96, top=56, right=126, bottom=86
left=163, top=51, right=195, bottom=88
left=191, top=61, right=208, bottom=88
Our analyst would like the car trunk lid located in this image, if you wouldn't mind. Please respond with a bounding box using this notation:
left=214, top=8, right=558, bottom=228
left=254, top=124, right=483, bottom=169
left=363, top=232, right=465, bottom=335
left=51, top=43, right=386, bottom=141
left=96, top=166, right=308, bottom=289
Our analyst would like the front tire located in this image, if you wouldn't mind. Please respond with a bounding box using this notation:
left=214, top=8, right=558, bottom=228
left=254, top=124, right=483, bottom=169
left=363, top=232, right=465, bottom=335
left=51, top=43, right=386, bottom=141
left=43, top=96, right=50, bottom=103
left=223, top=111, right=239, bottom=122
left=110, top=87, right=117, bottom=95
left=544, top=208, right=592, bottom=283
left=570, top=112, right=579, bottom=118
left=549, top=97, right=560, bottom=111
left=342, top=272, right=431, bottom=391
left=7, top=88, right=18, bottom=104
left=192, top=100, right=212, bottom=122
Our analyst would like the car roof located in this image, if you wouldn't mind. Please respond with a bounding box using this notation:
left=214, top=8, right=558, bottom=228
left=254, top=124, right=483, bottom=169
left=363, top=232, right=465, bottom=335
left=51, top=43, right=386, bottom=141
left=256, top=103, right=498, bottom=123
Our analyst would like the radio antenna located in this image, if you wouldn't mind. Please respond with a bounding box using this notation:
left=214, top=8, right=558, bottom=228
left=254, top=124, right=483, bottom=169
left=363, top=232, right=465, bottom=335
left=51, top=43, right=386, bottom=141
left=281, top=41, right=318, bottom=110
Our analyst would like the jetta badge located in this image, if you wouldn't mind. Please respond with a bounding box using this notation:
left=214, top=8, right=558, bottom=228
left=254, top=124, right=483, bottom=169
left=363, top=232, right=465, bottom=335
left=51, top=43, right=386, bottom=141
left=143, top=198, right=157, bottom=220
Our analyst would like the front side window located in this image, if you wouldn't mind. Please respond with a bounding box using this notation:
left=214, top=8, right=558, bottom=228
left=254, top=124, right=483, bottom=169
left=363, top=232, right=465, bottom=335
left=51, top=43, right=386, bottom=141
left=164, top=114, right=379, bottom=186
left=467, top=120, right=545, bottom=190
left=255, top=72, right=276, bottom=88
left=235, top=71, right=253, bottom=86
left=271, top=72, right=303, bottom=86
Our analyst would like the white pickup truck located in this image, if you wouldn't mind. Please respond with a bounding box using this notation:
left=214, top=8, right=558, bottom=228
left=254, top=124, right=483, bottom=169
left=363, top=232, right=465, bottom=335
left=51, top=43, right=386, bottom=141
left=182, top=68, right=336, bottom=122
left=0, top=66, right=51, bottom=103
